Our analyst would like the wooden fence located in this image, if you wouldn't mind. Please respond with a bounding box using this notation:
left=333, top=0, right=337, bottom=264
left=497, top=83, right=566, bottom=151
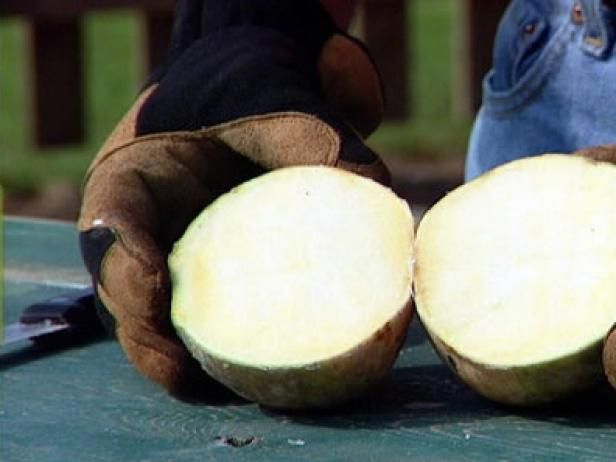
left=0, top=0, right=509, bottom=148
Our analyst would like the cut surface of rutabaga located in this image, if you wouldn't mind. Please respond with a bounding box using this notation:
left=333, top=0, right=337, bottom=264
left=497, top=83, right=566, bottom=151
left=170, top=166, right=414, bottom=409
left=414, top=154, right=616, bottom=405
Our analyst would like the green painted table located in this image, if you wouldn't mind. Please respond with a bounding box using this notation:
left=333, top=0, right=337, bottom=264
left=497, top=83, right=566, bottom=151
left=2, top=217, right=615, bottom=461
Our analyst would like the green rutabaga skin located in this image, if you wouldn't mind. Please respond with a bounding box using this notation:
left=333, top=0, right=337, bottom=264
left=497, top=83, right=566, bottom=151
left=426, top=323, right=605, bottom=406
left=604, top=323, right=616, bottom=392
left=175, top=303, right=412, bottom=410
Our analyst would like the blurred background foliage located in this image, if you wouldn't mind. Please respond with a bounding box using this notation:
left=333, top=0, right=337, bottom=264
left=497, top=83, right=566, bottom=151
left=0, top=0, right=470, bottom=196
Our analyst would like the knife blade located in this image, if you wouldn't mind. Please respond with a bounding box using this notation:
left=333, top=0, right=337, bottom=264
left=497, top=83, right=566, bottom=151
left=2, top=287, right=106, bottom=348
left=4, top=322, right=68, bottom=344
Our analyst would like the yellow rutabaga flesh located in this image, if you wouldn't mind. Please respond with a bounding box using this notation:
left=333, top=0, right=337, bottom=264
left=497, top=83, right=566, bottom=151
left=415, top=154, right=616, bottom=405
left=170, top=166, right=414, bottom=408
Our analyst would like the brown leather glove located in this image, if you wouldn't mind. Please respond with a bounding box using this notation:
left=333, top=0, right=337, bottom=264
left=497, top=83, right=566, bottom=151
left=78, top=0, right=389, bottom=400
left=575, top=144, right=616, bottom=164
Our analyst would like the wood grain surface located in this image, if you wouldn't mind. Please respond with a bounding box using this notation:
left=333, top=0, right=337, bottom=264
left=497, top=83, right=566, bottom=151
left=2, top=218, right=615, bottom=462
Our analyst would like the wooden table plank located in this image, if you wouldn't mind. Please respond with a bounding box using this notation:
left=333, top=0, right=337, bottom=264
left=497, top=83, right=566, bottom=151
left=2, top=217, right=616, bottom=461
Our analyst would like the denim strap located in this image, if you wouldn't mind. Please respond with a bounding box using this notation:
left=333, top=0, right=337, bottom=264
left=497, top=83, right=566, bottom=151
left=580, top=0, right=614, bottom=57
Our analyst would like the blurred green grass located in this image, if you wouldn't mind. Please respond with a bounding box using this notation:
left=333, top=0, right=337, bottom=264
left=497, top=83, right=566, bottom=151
left=368, top=0, right=472, bottom=158
left=0, top=0, right=470, bottom=194
left=0, top=12, right=141, bottom=194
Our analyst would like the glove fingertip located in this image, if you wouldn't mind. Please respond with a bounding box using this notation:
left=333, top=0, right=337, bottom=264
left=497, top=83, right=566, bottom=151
left=576, top=145, right=616, bottom=165
left=118, top=329, right=240, bottom=404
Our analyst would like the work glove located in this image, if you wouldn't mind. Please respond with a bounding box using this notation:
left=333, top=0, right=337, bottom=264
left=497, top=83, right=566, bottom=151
left=78, top=0, right=388, bottom=400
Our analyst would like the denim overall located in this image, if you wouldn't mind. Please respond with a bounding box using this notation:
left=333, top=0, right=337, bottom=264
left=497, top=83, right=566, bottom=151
left=466, top=0, right=616, bottom=181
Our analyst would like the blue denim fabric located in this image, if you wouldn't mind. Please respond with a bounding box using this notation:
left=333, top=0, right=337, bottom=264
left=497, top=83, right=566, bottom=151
left=466, top=0, right=616, bottom=181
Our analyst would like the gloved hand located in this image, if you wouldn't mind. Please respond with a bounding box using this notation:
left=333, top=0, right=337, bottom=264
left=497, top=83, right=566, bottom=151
left=78, top=0, right=389, bottom=400
left=575, top=144, right=616, bottom=164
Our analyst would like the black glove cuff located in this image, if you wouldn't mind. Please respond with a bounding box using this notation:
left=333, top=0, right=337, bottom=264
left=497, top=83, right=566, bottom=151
left=136, top=28, right=379, bottom=166
left=139, top=0, right=381, bottom=169
left=156, top=0, right=337, bottom=82
left=200, top=0, right=336, bottom=55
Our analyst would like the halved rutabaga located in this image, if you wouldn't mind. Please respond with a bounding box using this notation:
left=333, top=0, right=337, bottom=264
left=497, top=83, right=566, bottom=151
left=414, top=154, right=616, bottom=406
left=170, top=166, right=414, bottom=409
left=604, top=324, right=616, bottom=390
